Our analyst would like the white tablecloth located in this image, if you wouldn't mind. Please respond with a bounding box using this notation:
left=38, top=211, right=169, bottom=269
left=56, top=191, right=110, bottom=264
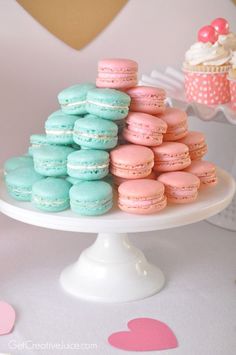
left=0, top=213, right=236, bottom=355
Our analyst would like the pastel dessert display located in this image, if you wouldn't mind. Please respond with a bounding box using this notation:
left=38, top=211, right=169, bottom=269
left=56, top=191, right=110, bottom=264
left=123, top=112, right=167, bottom=146
left=126, top=86, right=166, bottom=114
left=152, top=142, right=191, bottom=172
left=4, top=57, right=219, bottom=216
left=86, top=88, right=131, bottom=121
left=45, top=110, right=78, bottom=145
left=33, top=145, right=74, bottom=177
left=58, top=83, right=95, bottom=115
left=70, top=181, right=113, bottom=216
left=118, top=179, right=167, bottom=215
left=158, top=171, right=200, bottom=204
left=228, top=51, right=236, bottom=110
left=32, top=177, right=71, bottom=212
left=67, top=150, right=109, bottom=180
left=183, top=20, right=231, bottom=105
left=5, top=167, right=43, bottom=201
left=4, top=155, right=34, bottom=175
left=178, top=131, right=207, bottom=160
left=73, top=114, right=118, bottom=149
left=110, top=144, right=154, bottom=179
left=184, top=160, right=217, bottom=186
left=158, top=107, right=188, bottom=141
left=212, top=18, right=236, bottom=51
left=96, top=58, right=138, bottom=89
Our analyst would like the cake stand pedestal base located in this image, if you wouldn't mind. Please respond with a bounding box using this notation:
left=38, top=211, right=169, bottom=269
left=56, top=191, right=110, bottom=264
left=60, top=233, right=165, bottom=302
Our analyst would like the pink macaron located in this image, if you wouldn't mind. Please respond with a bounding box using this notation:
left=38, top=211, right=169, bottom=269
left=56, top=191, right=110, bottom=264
left=112, top=170, right=156, bottom=188
left=184, top=160, right=218, bottom=186
left=123, top=112, right=167, bottom=146
left=158, top=107, right=188, bottom=141
left=110, top=144, right=154, bottom=179
left=152, top=142, right=191, bottom=172
left=178, top=131, right=207, bottom=160
left=126, top=86, right=166, bottom=114
left=158, top=171, right=200, bottom=204
left=96, top=58, right=138, bottom=90
left=118, top=179, right=167, bottom=214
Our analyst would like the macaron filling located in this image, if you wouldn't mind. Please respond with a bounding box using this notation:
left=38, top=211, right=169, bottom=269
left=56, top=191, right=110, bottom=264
left=87, top=100, right=129, bottom=110
left=60, top=100, right=87, bottom=109
left=32, top=195, right=69, bottom=208
left=119, top=194, right=166, bottom=209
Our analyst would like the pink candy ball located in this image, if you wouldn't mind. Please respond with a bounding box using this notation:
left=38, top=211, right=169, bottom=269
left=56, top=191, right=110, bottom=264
left=198, top=25, right=218, bottom=44
left=211, top=18, right=229, bottom=35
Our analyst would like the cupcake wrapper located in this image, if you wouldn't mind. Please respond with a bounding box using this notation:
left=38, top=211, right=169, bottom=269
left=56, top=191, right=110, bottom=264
left=184, top=71, right=230, bottom=105
left=229, top=79, right=236, bottom=110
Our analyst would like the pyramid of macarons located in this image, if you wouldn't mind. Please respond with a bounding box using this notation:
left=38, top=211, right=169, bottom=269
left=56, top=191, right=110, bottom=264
left=4, top=58, right=218, bottom=216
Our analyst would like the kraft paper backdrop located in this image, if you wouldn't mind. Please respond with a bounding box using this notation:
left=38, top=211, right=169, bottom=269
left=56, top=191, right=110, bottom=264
left=16, top=0, right=128, bottom=49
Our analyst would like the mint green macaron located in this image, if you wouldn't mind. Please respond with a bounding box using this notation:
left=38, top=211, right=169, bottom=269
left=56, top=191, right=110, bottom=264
left=33, top=145, right=74, bottom=177
left=4, top=155, right=34, bottom=175
left=32, top=177, right=71, bottom=212
left=67, top=150, right=109, bottom=180
left=58, top=83, right=95, bottom=115
left=86, top=88, right=131, bottom=121
left=28, top=134, right=50, bottom=156
left=5, top=167, right=43, bottom=201
left=45, top=110, right=79, bottom=145
left=73, top=114, right=118, bottom=150
left=70, top=180, right=113, bottom=216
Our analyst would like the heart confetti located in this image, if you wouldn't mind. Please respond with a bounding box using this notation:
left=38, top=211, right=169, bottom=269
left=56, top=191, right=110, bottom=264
left=0, top=301, right=16, bottom=336
left=108, top=317, right=178, bottom=352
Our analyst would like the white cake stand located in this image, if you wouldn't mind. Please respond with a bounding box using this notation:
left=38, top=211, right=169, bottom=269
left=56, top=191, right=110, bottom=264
left=0, top=169, right=235, bottom=303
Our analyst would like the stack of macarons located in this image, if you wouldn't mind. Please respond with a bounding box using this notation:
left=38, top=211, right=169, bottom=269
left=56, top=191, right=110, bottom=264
left=106, top=59, right=217, bottom=213
left=4, top=57, right=218, bottom=216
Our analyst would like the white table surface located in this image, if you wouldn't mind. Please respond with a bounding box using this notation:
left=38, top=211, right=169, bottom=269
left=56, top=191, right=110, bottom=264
left=0, top=213, right=236, bottom=355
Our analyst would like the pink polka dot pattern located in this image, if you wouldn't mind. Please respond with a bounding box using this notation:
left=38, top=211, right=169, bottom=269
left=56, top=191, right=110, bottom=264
left=229, top=80, right=236, bottom=110
left=184, top=72, right=230, bottom=105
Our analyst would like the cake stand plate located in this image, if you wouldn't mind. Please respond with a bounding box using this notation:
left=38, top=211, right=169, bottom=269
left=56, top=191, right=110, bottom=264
left=0, top=169, right=235, bottom=302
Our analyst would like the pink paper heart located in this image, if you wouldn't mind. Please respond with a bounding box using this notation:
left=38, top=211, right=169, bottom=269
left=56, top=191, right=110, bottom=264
left=0, top=301, right=16, bottom=335
left=108, top=317, right=178, bottom=351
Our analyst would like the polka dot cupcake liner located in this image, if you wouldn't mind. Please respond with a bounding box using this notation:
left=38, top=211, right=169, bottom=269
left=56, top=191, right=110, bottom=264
left=229, top=79, right=236, bottom=110
left=184, top=71, right=230, bottom=105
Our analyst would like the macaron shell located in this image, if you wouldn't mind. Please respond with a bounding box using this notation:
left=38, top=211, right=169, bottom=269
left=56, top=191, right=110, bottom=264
left=126, top=86, right=166, bottom=114
left=32, top=177, right=71, bottom=212
left=178, top=131, right=207, bottom=160
left=4, top=156, right=34, bottom=175
left=73, top=115, right=118, bottom=149
left=33, top=146, right=74, bottom=177
left=118, top=179, right=167, bottom=214
left=123, top=112, right=167, bottom=147
left=6, top=167, right=43, bottom=201
left=67, top=149, right=109, bottom=180
left=110, top=144, right=154, bottom=178
left=97, top=59, right=138, bottom=73
left=152, top=142, right=191, bottom=172
left=112, top=170, right=156, bottom=188
left=45, top=111, right=78, bottom=145
left=96, top=58, right=138, bottom=89
left=158, top=171, right=200, bottom=204
left=58, top=83, right=95, bottom=115
left=158, top=107, right=188, bottom=141
left=70, top=181, right=113, bottom=216
left=86, top=88, right=131, bottom=120
left=184, top=160, right=218, bottom=186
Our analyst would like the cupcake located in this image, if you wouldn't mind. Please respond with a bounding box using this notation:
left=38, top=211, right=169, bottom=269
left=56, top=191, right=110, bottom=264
left=211, top=18, right=236, bottom=51
left=228, top=51, right=236, bottom=110
left=183, top=25, right=231, bottom=105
